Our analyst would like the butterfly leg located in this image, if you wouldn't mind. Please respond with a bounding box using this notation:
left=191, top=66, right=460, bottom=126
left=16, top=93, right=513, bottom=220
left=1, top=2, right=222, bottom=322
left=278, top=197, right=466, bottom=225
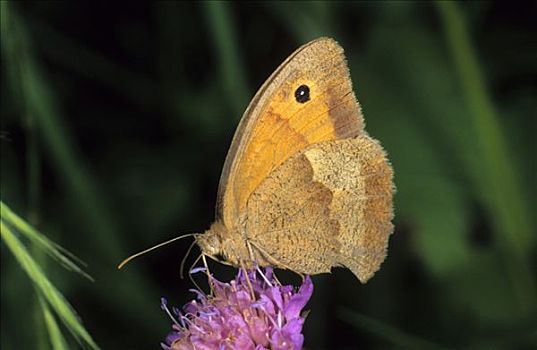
left=186, top=253, right=206, bottom=294
left=238, top=258, right=256, bottom=299
left=272, top=270, right=283, bottom=286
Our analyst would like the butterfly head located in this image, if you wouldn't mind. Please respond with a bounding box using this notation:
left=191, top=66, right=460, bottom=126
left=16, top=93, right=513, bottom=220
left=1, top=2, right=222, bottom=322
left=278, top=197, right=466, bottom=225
left=196, top=221, right=252, bottom=268
left=196, top=223, right=224, bottom=257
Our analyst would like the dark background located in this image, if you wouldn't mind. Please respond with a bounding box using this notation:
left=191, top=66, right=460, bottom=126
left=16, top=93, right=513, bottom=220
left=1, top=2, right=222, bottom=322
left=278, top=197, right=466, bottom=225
left=1, top=1, right=536, bottom=349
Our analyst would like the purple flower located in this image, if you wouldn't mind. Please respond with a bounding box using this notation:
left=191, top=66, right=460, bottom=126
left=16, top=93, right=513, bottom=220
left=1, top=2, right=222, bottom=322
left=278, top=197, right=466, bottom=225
left=161, top=267, right=313, bottom=350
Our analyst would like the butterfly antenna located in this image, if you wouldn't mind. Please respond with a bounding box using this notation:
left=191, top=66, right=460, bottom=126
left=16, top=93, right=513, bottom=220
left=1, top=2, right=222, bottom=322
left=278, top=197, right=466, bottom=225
left=117, top=233, right=199, bottom=269
left=180, top=239, right=198, bottom=279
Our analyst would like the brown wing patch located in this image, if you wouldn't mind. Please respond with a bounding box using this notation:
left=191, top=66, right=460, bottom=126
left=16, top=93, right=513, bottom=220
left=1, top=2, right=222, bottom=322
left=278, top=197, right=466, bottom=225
left=245, top=152, right=341, bottom=275
left=304, top=135, right=394, bottom=282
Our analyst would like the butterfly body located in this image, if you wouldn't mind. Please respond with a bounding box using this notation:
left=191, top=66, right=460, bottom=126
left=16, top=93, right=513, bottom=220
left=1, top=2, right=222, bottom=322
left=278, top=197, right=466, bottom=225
left=195, top=37, right=394, bottom=283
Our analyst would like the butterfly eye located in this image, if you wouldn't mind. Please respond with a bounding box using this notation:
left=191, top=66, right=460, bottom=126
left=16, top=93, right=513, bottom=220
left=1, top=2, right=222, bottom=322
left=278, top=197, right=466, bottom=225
left=294, top=84, right=310, bottom=103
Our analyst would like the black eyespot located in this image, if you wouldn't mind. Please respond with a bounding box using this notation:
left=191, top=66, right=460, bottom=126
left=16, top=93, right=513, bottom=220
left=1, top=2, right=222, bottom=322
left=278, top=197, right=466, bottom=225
left=294, top=84, right=310, bottom=103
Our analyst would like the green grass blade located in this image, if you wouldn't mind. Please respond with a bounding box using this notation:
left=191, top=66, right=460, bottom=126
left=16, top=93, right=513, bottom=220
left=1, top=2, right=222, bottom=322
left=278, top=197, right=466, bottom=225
left=39, top=296, right=69, bottom=350
left=1, top=202, right=92, bottom=281
left=338, top=308, right=452, bottom=350
left=1, top=221, right=100, bottom=350
left=202, top=1, right=249, bottom=118
left=436, top=0, right=536, bottom=313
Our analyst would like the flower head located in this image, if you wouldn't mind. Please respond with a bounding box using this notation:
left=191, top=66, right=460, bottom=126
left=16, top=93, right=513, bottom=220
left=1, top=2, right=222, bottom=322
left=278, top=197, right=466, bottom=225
left=161, top=267, right=313, bottom=350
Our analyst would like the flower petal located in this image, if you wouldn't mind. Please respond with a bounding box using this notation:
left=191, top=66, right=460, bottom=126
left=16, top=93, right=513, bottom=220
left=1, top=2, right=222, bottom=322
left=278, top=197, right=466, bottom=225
left=162, top=268, right=312, bottom=349
left=283, top=276, right=313, bottom=320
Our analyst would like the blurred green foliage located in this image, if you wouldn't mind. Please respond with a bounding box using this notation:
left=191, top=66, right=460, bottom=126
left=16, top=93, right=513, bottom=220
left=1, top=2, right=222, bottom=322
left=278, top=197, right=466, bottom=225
left=1, top=1, right=536, bottom=349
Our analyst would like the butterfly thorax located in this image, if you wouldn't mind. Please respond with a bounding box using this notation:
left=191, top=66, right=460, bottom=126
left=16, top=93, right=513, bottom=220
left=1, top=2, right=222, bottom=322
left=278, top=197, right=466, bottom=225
left=196, top=221, right=252, bottom=267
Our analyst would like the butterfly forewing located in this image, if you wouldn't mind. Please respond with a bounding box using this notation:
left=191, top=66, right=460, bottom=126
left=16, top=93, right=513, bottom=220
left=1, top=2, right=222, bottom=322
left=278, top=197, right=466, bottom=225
left=216, top=38, right=364, bottom=229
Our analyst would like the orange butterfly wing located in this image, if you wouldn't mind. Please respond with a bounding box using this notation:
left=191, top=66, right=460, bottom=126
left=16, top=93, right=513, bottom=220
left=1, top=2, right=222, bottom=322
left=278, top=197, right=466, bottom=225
left=216, top=38, right=364, bottom=229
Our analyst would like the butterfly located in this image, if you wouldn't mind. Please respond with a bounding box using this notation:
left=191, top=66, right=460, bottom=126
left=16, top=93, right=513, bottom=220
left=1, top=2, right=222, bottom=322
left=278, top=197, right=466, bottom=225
left=193, top=37, right=395, bottom=283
